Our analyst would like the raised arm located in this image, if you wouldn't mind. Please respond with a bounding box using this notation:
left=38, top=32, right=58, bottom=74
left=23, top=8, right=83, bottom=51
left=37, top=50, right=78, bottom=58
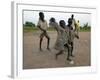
left=58, top=26, right=66, bottom=31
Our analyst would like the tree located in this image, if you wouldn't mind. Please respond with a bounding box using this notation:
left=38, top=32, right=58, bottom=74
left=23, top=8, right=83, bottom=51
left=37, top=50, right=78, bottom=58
left=81, top=22, right=91, bottom=31
left=24, top=21, right=35, bottom=27
left=83, top=23, right=88, bottom=28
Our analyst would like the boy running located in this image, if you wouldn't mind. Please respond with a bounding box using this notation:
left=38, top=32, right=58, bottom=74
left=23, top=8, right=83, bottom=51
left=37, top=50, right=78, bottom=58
left=37, top=12, right=50, bottom=51
left=49, top=18, right=69, bottom=60
left=65, top=18, right=79, bottom=60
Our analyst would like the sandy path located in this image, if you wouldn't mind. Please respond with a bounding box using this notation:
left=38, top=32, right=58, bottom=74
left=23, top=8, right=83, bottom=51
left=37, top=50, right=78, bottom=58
left=23, top=31, right=90, bottom=69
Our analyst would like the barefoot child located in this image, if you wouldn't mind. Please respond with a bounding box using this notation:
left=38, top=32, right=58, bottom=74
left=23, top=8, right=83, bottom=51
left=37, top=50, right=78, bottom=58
left=76, top=20, right=80, bottom=38
left=49, top=18, right=69, bottom=60
left=37, top=12, right=50, bottom=51
left=65, top=18, right=79, bottom=61
left=71, top=14, right=79, bottom=38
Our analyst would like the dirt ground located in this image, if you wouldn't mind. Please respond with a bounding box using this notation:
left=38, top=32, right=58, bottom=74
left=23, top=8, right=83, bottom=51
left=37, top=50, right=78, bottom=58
left=23, top=31, right=91, bottom=69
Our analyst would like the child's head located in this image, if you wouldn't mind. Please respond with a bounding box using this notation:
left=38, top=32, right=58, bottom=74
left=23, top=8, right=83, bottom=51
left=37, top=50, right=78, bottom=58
left=39, top=12, right=44, bottom=21
left=49, top=17, right=57, bottom=27
left=50, top=17, right=55, bottom=23
left=71, top=14, right=74, bottom=19
left=68, top=18, right=72, bottom=25
left=59, top=20, right=66, bottom=29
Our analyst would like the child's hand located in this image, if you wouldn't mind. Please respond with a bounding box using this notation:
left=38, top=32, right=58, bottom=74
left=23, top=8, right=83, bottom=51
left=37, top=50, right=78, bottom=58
left=75, top=34, right=79, bottom=39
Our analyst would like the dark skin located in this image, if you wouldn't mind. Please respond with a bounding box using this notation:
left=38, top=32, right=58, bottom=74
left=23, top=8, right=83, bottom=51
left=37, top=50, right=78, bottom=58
left=61, top=18, right=73, bottom=61
left=66, top=16, right=73, bottom=61
left=49, top=18, right=65, bottom=59
left=71, top=14, right=77, bottom=31
left=66, top=18, right=79, bottom=61
left=55, top=20, right=66, bottom=60
left=37, top=12, right=50, bottom=51
left=49, top=18, right=58, bottom=31
left=71, top=14, right=74, bottom=19
left=49, top=19, right=72, bottom=60
left=50, top=18, right=78, bottom=61
left=37, top=13, right=46, bottom=32
left=68, top=18, right=74, bottom=58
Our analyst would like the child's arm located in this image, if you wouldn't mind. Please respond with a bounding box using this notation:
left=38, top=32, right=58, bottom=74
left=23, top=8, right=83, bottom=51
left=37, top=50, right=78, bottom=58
left=59, top=26, right=65, bottom=31
left=37, top=25, right=46, bottom=32
left=37, top=20, right=46, bottom=32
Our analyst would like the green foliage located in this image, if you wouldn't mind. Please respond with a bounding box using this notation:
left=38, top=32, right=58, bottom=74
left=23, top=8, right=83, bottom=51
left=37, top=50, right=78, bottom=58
left=24, top=21, right=36, bottom=27
left=80, top=23, right=91, bottom=32
left=23, top=21, right=37, bottom=32
left=23, top=22, right=91, bottom=32
left=23, top=26, right=38, bottom=32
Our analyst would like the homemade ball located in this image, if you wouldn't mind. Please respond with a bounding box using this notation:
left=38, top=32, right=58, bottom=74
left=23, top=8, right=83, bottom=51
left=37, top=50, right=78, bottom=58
left=69, top=60, right=74, bottom=64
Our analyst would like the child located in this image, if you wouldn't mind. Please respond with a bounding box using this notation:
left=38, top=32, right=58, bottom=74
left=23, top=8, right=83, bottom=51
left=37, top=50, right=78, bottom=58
left=71, top=14, right=76, bottom=31
left=37, top=12, right=50, bottom=51
left=65, top=18, right=79, bottom=61
left=76, top=20, right=80, bottom=38
left=49, top=18, right=69, bottom=60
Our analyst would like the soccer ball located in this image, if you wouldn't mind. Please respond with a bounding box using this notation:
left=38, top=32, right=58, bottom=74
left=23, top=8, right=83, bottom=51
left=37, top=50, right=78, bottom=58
left=69, top=60, right=74, bottom=64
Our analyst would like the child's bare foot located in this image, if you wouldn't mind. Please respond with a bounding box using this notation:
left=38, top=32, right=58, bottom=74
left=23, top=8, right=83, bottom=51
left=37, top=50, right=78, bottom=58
left=67, top=58, right=72, bottom=61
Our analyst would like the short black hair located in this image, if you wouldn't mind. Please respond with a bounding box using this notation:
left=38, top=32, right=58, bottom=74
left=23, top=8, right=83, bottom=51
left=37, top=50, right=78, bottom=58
left=50, top=17, right=55, bottom=22
left=59, top=20, right=65, bottom=25
left=59, top=20, right=66, bottom=28
left=39, top=12, right=44, bottom=17
left=71, top=14, right=74, bottom=17
left=39, top=12, right=45, bottom=22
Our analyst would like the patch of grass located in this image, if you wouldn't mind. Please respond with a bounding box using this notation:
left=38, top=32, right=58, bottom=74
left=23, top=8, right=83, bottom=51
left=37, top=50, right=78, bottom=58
left=23, top=26, right=90, bottom=32
left=23, top=26, right=56, bottom=32
left=23, top=27, right=38, bottom=32
left=80, top=28, right=91, bottom=32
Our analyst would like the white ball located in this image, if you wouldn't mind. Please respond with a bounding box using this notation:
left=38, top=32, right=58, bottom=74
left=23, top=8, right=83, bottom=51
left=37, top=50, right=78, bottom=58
left=69, top=61, right=74, bottom=64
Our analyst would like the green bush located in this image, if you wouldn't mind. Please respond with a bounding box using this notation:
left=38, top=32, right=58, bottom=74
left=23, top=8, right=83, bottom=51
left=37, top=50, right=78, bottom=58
left=24, top=21, right=36, bottom=27
left=80, top=23, right=91, bottom=32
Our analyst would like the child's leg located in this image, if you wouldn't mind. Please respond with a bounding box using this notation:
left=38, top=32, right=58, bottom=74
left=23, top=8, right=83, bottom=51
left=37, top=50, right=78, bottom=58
left=45, top=32, right=50, bottom=50
left=70, top=42, right=74, bottom=57
left=39, top=32, right=44, bottom=51
left=55, top=50, right=64, bottom=60
left=64, top=44, right=72, bottom=61
left=75, top=32, right=79, bottom=39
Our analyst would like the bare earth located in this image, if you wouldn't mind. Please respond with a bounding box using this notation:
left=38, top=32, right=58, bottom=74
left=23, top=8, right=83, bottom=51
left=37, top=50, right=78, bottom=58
left=23, top=31, right=91, bottom=69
